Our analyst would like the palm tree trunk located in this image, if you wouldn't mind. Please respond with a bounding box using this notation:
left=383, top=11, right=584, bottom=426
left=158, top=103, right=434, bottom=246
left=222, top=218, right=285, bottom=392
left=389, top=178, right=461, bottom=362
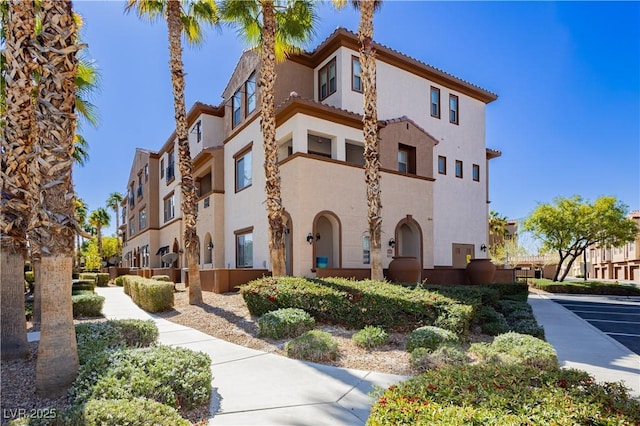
left=261, top=0, right=287, bottom=277
left=31, top=0, right=80, bottom=395
left=0, top=0, right=37, bottom=360
left=166, top=0, right=202, bottom=304
left=359, top=1, right=383, bottom=281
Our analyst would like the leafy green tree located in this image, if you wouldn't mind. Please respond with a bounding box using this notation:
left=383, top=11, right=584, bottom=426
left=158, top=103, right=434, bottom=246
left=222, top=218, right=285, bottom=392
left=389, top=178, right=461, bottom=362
left=82, top=237, right=118, bottom=270
left=523, top=195, right=638, bottom=282
left=88, top=207, right=111, bottom=261
left=489, top=238, right=527, bottom=268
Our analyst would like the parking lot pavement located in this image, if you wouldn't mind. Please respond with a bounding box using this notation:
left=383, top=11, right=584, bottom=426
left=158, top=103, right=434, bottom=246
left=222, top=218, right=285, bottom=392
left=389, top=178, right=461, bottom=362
left=551, top=295, right=640, bottom=355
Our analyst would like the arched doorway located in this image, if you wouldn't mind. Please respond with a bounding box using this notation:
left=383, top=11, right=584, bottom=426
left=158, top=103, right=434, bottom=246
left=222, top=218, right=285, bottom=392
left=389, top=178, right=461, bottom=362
left=394, top=215, right=423, bottom=268
left=283, top=211, right=293, bottom=276
left=203, top=233, right=213, bottom=265
left=313, top=211, right=341, bottom=269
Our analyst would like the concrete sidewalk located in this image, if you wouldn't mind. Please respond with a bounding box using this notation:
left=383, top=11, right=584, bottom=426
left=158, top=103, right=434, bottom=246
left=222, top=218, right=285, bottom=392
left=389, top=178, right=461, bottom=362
left=93, top=287, right=406, bottom=425
left=528, top=292, right=640, bottom=397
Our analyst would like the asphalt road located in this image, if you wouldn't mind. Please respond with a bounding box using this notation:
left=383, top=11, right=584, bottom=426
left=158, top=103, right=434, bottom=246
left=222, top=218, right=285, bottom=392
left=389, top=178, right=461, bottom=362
left=552, top=296, right=640, bottom=355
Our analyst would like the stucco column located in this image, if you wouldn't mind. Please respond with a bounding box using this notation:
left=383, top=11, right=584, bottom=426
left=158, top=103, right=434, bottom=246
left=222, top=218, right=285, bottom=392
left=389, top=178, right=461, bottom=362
left=335, top=136, right=346, bottom=161
left=292, top=120, right=307, bottom=154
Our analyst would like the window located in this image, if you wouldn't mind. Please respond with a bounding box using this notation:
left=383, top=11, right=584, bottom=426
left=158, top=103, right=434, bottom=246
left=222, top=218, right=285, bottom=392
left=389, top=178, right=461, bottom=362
left=232, top=89, right=242, bottom=128
left=352, top=56, right=362, bottom=92
left=449, top=94, right=459, bottom=124
left=438, top=156, right=447, bottom=175
left=234, top=144, right=252, bottom=192
left=235, top=228, right=253, bottom=268
left=160, top=159, right=165, bottom=178
left=137, top=173, right=143, bottom=198
left=197, top=172, right=212, bottom=197
left=362, top=235, right=370, bottom=265
left=398, top=144, right=416, bottom=174
left=128, top=184, right=135, bottom=207
left=472, top=164, right=480, bottom=182
left=318, top=57, right=336, bottom=101
left=164, top=194, right=175, bottom=222
left=167, top=151, right=175, bottom=182
left=246, top=73, right=256, bottom=115
left=430, top=87, right=440, bottom=118
left=194, top=120, right=202, bottom=143
left=455, top=160, right=463, bottom=178
left=139, top=209, right=147, bottom=230
left=144, top=164, right=149, bottom=182
left=141, top=245, right=149, bottom=268
left=129, top=217, right=135, bottom=236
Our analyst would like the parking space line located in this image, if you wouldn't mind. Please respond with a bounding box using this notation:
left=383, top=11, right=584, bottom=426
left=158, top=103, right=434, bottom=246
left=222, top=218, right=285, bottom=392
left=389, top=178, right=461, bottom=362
left=606, top=332, right=640, bottom=338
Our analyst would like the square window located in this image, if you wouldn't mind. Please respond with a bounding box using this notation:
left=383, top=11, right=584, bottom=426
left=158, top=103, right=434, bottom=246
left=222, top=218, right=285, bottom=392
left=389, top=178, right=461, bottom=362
left=455, top=160, right=463, bottom=178
left=246, top=73, right=256, bottom=115
left=449, top=94, right=459, bottom=124
left=352, top=56, right=362, bottom=92
left=232, top=89, right=242, bottom=128
left=472, top=164, right=480, bottom=182
left=430, top=87, right=440, bottom=118
left=438, top=156, right=447, bottom=175
left=235, top=145, right=252, bottom=192
left=318, top=57, right=337, bottom=101
left=236, top=230, right=253, bottom=268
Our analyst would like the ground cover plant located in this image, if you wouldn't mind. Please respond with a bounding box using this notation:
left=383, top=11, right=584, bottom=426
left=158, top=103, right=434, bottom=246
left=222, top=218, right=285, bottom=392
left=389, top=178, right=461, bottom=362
left=531, top=278, right=640, bottom=295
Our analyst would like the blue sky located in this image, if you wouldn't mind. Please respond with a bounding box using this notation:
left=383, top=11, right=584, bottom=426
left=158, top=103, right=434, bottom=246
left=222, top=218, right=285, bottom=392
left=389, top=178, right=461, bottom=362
left=72, top=1, right=639, bottom=242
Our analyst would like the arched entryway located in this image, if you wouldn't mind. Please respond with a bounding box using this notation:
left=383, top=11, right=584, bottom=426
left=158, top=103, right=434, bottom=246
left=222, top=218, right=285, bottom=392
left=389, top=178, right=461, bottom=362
left=283, top=211, right=293, bottom=276
left=394, top=215, right=423, bottom=268
left=203, top=232, right=213, bottom=265
left=313, top=211, right=341, bottom=269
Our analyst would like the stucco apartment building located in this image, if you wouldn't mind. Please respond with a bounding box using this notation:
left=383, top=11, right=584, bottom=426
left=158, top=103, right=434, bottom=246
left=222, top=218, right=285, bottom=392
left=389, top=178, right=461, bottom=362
left=120, top=28, right=500, bottom=279
left=585, top=210, right=640, bottom=283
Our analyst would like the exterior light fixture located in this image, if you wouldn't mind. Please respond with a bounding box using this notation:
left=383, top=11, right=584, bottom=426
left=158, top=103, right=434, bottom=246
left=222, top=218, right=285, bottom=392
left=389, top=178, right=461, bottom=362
left=306, top=233, right=314, bottom=244
left=207, top=242, right=214, bottom=250
left=480, top=244, right=487, bottom=252
left=388, top=238, right=396, bottom=248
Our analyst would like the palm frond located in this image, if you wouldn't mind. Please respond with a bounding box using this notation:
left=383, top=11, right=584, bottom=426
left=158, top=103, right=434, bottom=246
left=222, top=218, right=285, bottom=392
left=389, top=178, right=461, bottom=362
left=73, top=133, right=90, bottom=167
left=124, top=0, right=165, bottom=23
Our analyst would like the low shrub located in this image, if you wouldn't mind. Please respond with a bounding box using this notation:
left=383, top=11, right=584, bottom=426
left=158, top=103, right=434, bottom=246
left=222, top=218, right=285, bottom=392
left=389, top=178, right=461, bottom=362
left=72, top=294, right=105, bottom=318
left=72, top=398, right=190, bottom=426
left=433, top=303, right=474, bottom=336
left=95, top=273, right=110, bottom=287
left=406, top=326, right=459, bottom=353
left=24, top=271, right=35, bottom=284
left=410, top=345, right=468, bottom=372
left=72, top=345, right=212, bottom=410
left=79, top=273, right=98, bottom=284
left=114, top=275, right=126, bottom=287
left=368, top=364, right=640, bottom=425
left=151, top=275, right=172, bottom=282
left=258, top=308, right=315, bottom=339
left=75, top=320, right=158, bottom=364
left=476, top=306, right=509, bottom=336
left=352, top=326, right=389, bottom=350
left=125, top=277, right=174, bottom=312
left=285, top=330, right=339, bottom=362
left=532, top=278, right=640, bottom=296
left=470, top=332, right=557, bottom=370
left=510, top=319, right=545, bottom=339
left=73, top=280, right=96, bottom=293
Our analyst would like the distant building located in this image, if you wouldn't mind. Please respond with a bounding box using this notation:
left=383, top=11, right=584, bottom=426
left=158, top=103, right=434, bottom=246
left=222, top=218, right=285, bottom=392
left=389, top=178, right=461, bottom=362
left=120, top=28, right=500, bottom=279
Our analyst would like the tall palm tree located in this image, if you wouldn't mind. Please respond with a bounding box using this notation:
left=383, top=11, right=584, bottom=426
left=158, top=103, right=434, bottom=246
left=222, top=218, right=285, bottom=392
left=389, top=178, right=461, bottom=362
left=106, top=192, right=124, bottom=261
left=220, top=0, right=317, bottom=276
left=89, top=207, right=111, bottom=263
left=1, top=0, right=36, bottom=361
left=335, top=0, right=383, bottom=280
left=125, top=0, right=219, bottom=304
left=29, top=0, right=81, bottom=395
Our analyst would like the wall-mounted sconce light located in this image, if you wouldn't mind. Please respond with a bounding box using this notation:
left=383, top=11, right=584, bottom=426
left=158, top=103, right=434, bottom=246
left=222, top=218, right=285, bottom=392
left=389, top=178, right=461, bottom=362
left=480, top=244, right=487, bottom=252
left=207, top=242, right=214, bottom=250
left=178, top=249, right=184, bottom=254
left=315, top=233, right=321, bottom=241
left=306, top=233, right=314, bottom=244
left=388, top=238, right=396, bottom=248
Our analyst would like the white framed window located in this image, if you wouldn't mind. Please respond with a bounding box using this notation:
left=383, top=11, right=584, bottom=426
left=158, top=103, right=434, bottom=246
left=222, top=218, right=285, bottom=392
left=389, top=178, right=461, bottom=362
left=352, top=56, right=362, bottom=92
left=234, top=144, right=252, bottom=192
left=398, top=150, right=408, bottom=173
left=232, top=89, right=242, bottom=128
left=139, top=209, right=147, bottom=230
left=164, top=194, right=175, bottom=222
left=472, top=164, right=480, bottom=182
left=449, top=94, right=459, bottom=124
left=362, top=235, right=371, bottom=265
left=246, top=73, right=256, bottom=115
left=430, top=86, right=440, bottom=118
left=318, top=57, right=337, bottom=101
left=235, top=228, right=253, bottom=268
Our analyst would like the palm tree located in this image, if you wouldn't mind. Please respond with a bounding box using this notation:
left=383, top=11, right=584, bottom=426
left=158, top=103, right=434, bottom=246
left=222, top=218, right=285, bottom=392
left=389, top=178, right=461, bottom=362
left=220, top=0, right=317, bottom=276
left=106, top=192, right=124, bottom=261
left=125, top=0, right=219, bottom=304
left=0, top=0, right=36, bottom=361
left=335, top=0, right=383, bottom=280
left=29, top=0, right=81, bottom=395
left=89, top=207, right=111, bottom=263
left=75, top=197, right=89, bottom=267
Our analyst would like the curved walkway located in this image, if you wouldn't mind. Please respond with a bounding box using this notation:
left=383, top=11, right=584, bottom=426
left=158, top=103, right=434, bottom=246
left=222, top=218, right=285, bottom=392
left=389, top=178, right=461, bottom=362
left=94, top=287, right=407, bottom=425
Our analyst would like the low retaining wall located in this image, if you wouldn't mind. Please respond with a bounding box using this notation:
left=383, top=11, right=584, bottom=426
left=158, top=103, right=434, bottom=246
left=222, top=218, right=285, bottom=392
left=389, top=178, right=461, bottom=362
left=198, top=269, right=271, bottom=293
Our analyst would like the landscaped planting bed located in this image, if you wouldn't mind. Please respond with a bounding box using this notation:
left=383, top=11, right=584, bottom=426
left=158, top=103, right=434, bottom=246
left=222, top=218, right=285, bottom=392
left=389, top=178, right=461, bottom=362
left=531, top=278, right=640, bottom=295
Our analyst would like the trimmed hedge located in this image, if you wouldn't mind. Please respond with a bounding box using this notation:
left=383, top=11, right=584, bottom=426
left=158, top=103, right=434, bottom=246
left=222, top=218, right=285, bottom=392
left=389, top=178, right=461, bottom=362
left=72, top=294, right=105, bottom=318
left=75, top=319, right=158, bottom=364
left=532, top=278, right=640, bottom=296
left=240, top=277, right=469, bottom=333
left=123, top=276, right=174, bottom=313
left=469, top=332, right=557, bottom=370
left=151, top=275, right=172, bottom=282
left=73, top=280, right=96, bottom=292
left=71, top=398, right=190, bottom=426
left=79, top=273, right=109, bottom=287
left=114, top=275, right=126, bottom=287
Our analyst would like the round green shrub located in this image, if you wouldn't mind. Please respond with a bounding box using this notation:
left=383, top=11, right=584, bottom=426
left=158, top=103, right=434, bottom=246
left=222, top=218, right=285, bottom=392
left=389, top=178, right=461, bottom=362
left=285, top=330, right=339, bottom=362
left=75, top=398, right=190, bottom=426
left=510, top=319, right=545, bottom=339
left=258, top=308, right=315, bottom=339
left=410, top=345, right=468, bottom=372
left=114, top=275, right=126, bottom=287
left=490, top=332, right=557, bottom=369
left=406, top=326, right=459, bottom=353
left=95, top=273, right=110, bottom=287
left=352, top=326, right=388, bottom=350
left=151, top=275, right=172, bottom=282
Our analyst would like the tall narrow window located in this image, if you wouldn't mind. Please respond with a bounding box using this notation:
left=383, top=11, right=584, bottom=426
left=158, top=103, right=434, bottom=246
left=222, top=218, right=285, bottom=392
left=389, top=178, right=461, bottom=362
left=398, top=149, right=408, bottom=173
left=430, top=86, right=440, bottom=118
left=144, top=164, right=149, bottom=182
left=362, top=235, right=371, bottom=265
left=235, top=144, right=253, bottom=192
left=455, top=160, right=463, bottom=178
left=164, top=194, right=175, bottom=222
left=236, top=228, right=253, bottom=268
left=352, top=56, right=362, bottom=92
left=398, top=144, right=416, bottom=174
left=232, top=89, right=242, bottom=127
left=167, top=150, right=175, bottom=182
left=194, top=120, right=202, bottom=143
left=449, top=94, right=459, bottom=124
left=318, top=57, right=337, bottom=101
left=246, top=72, right=256, bottom=115
left=438, top=156, right=447, bottom=175
left=129, top=217, right=135, bottom=236
left=139, top=209, right=147, bottom=230
left=160, top=158, right=165, bottom=178
left=472, top=164, right=480, bottom=182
